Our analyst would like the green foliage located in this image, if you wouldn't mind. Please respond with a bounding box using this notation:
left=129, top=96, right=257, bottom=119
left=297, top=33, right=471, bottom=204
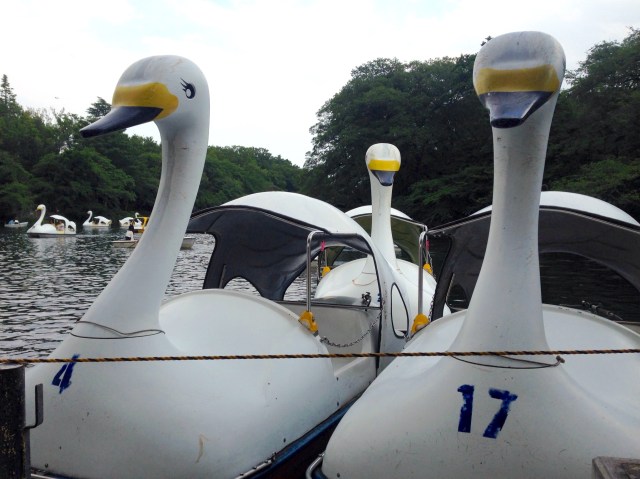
left=403, top=164, right=493, bottom=225
left=303, top=54, right=491, bottom=223
left=544, top=27, right=640, bottom=219
left=85, top=98, right=112, bottom=122
left=1, top=28, right=639, bottom=227
left=0, top=150, right=34, bottom=215
left=0, top=93, right=302, bottom=223
left=30, top=147, right=135, bottom=216
left=303, top=28, right=640, bottom=225
left=195, top=146, right=302, bottom=209
left=0, top=74, right=19, bottom=116
left=549, top=157, right=640, bottom=215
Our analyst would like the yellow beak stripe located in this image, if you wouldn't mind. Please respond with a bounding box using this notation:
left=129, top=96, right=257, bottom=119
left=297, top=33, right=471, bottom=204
left=112, top=82, right=178, bottom=120
left=368, top=159, right=400, bottom=172
left=475, top=65, right=560, bottom=95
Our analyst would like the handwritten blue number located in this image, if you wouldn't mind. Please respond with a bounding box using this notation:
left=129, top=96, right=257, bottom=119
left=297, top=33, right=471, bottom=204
left=483, top=388, right=518, bottom=438
left=52, top=354, right=80, bottom=394
left=457, top=384, right=474, bottom=433
left=457, top=385, right=518, bottom=439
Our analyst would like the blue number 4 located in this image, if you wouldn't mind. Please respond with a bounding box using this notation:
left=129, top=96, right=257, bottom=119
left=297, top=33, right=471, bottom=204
left=52, top=354, right=80, bottom=394
left=457, top=384, right=518, bottom=439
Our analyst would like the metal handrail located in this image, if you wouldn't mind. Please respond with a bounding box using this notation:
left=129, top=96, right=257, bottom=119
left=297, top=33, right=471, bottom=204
left=305, top=453, right=324, bottom=479
left=417, top=230, right=428, bottom=317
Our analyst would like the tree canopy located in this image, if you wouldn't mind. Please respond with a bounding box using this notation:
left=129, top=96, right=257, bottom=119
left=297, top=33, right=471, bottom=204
left=0, top=82, right=302, bottom=223
left=1, top=28, right=639, bottom=227
left=301, top=28, right=640, bottom=225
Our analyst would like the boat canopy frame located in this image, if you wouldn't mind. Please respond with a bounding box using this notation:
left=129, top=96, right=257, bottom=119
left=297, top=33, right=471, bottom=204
left=188, top=205, right=376, bottom=302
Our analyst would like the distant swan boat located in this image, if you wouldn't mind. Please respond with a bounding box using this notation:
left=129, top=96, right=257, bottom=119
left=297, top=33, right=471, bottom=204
left=82, top=210, right=111, bottom=228
left=26, top=204, right=76, bottom=237
left=4, top=220, right=27, bottom=228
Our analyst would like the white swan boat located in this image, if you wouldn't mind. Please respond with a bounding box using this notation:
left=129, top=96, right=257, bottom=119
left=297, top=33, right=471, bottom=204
left=315, top=143, right=443, bottom=334
left=4, top=220, right=28, bottom=228
left=133, top=212, right=147, bottom=231
left=118, top=213, right=145, bottom=230
left=82, top=210, right=112, bottom=228
left=310, top=31, right=640, bottom=479
left=118, top=216, right=134, bottom=227
left=26, top=204, right=76, bottom=237
left=26, top=55, right=412, bottom=479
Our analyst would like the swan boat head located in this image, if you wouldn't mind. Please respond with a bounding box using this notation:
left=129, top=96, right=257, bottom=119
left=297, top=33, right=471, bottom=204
left=365, top=143, right=402, bottom=265
left=346, top=205, right=428, bottom=269
left=28, top=204, right=47, bottom=230
left=316, top=32, right=640, bottom=479
left=72, top=55, right=209, bottom=338
left=451, top=30, right=566, bottom=352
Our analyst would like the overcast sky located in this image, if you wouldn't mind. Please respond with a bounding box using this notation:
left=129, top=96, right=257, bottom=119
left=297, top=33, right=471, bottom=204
left=2, top=0, right=638, bottom=166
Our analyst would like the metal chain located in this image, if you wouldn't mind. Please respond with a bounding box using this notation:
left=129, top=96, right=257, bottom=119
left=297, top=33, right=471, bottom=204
left=319, top=310, right=381, bottom=348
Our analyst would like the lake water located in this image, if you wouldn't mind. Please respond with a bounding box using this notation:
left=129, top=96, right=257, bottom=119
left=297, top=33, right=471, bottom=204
left=0, top=228, right=217, bottom=359
left=2, top=227, right=639, bottom=362
left=0, top=226, right=320, bottom=361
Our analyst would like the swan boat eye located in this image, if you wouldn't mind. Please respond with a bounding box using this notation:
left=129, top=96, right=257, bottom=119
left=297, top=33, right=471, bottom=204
left=180, top=79, right=196, bottom=99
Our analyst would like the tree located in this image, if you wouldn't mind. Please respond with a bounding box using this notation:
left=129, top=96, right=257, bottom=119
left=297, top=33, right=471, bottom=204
left=30, top=147, right=135, bottom=218
left=549, top=157, right=640, bottom=219
left=194, top=146, right=302, bottom=210
left=86, top=97, right=112, bottom=122
left=0, top=150, right=34, bottom=217
left=545, top=27, right=640, bottom=218
left=0, top=74, right=19, bottom=117
left=303, top=54, right=491, bottom=223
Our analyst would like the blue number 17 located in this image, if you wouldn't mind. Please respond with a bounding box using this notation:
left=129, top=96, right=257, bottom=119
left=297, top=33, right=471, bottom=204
left=457, top=384, right=518, bottom=439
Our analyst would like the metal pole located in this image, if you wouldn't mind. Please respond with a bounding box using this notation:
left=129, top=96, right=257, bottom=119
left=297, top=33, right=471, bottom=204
left=417, top=230, right=427, bottom=316
left=306, top=231, right=319, bottom=312
left=0, top=364, right=28, bottom=478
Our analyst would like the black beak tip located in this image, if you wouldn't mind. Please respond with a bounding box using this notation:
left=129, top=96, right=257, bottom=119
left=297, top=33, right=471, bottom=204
left=79, top=106, right=162, bottom=139
left=490, top=117, right=525, bottom=129
left=80, top=126, right=102, bottom=138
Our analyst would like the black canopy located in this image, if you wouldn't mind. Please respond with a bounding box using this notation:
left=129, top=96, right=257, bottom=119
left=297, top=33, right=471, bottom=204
left=188, top=205, right=374, bottom=301
left=428, top=206, right=640, bottom=319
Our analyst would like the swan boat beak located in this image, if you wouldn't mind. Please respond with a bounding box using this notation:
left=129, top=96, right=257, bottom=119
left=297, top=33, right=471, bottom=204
left=475, top=63, right=562, bottom=128
left=80, top=81, right=178, bottom=137
left=366, top=145, right=401, bottom=187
